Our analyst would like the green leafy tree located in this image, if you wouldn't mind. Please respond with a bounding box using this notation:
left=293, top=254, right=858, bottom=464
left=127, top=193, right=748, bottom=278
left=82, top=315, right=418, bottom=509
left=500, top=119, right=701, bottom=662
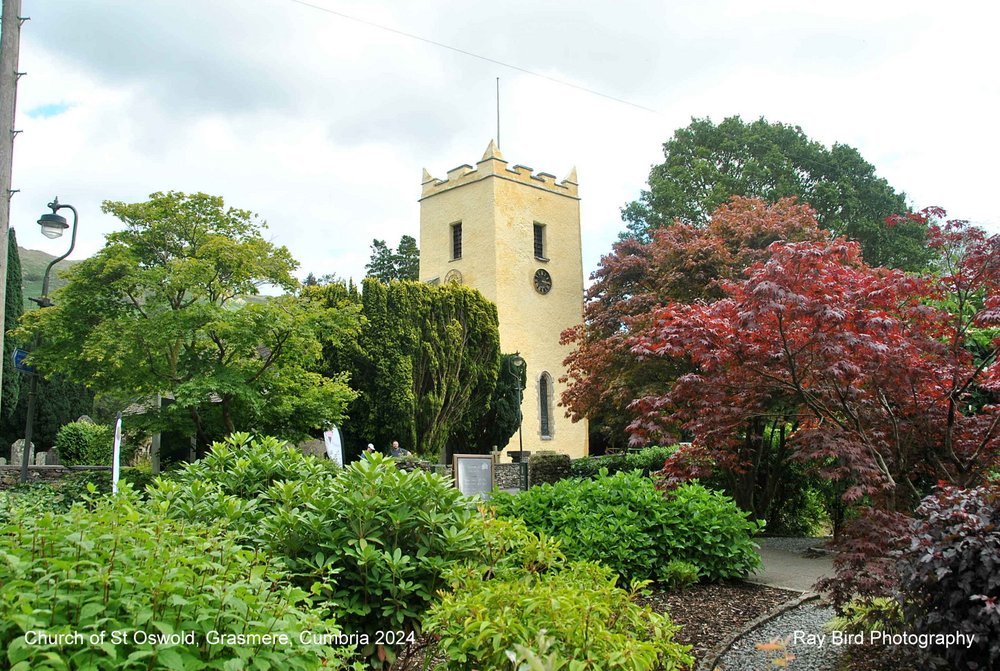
left=394, top=234, right=420, bottom=280
left=2, top=376, right=93, bottom=451
left=622, top=116, right=931, bottom=270
left=312, top=279, right=500, bottom=459
left=365, top=234, right=420, bottom=282
left=0, top=233, right=94, bottom=452
left=364, top=279, right=499, bottom=458
left=1, top=229, right=22, bottom=424
left=15, top=191, right=361, bottom=451
left=449, top=352, right=526, bottom=455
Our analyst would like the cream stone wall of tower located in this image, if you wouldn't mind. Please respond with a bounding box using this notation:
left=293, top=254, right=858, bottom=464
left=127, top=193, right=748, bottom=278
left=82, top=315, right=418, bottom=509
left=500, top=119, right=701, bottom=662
left=419, top=141, right=589, bottom=459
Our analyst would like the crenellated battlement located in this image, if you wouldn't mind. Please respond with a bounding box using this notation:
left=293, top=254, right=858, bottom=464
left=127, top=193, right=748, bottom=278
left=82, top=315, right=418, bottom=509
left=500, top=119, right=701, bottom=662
left=420, top=140, right=578, bottom=200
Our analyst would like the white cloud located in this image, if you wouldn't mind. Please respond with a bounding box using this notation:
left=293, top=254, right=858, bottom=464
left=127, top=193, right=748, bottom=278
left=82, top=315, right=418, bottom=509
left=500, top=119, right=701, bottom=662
left=7, top=0, right=997, bottom=288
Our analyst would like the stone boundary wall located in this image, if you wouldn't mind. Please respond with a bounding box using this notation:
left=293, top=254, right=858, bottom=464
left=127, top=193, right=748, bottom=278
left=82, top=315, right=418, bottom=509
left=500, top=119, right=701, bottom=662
left=0, top=465, right=112, bottom=490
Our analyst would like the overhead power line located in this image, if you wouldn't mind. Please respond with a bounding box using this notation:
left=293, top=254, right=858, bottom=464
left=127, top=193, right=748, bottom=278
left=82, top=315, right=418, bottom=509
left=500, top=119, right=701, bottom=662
left=285, top=0, right=659, bottom=114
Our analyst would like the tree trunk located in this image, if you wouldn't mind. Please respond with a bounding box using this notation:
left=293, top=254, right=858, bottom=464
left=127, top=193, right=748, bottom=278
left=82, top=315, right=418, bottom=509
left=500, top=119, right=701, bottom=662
left=188, top=406, right=211, bottom=459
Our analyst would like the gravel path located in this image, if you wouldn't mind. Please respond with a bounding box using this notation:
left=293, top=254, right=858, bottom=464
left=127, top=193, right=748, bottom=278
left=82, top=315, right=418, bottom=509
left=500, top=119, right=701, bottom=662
left=716, top=601, right=843, bottom=671
left=748, top=537, right=835, bottom=593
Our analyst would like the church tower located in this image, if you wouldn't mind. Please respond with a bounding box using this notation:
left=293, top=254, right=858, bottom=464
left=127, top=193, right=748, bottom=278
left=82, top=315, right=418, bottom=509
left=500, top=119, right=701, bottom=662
left=419, top=141, right=589, bottom=459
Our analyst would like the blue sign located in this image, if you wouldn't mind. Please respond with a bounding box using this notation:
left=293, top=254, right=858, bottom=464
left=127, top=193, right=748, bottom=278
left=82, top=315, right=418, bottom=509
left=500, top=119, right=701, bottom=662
left=12, top=348, right=34, bottom=374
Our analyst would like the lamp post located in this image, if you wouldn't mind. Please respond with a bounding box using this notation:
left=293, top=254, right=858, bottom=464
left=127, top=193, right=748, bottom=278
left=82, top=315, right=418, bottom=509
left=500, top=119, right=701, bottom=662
left=509, top=353, right=526, bottom=490
left=19, top=197, right=79, bottom=482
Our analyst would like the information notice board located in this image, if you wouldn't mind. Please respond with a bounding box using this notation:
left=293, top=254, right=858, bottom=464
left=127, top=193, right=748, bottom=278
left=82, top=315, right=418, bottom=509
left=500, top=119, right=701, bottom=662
left=452, top=454, right=495, bottom=498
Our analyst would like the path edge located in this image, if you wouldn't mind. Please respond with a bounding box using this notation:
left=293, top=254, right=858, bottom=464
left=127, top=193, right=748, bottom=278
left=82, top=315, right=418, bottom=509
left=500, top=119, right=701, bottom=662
left=695, top=591, right=822, bottom=671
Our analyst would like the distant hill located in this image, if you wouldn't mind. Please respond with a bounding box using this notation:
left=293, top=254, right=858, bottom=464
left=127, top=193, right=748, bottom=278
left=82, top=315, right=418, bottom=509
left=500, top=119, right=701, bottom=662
left=14, top=248, right=278, bottom=310
left=18, top=247, right=79, bottom=310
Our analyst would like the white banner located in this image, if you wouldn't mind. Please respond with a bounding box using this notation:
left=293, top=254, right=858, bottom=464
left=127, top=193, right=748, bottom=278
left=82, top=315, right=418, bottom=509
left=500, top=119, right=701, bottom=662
left=323, top=427, right=344, bottom=467
left=112, top=412, right=122, bottom=494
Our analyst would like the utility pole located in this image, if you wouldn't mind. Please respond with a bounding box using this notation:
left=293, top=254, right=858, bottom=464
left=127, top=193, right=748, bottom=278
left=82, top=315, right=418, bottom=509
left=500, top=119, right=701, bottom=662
left=0, top=0, right=25, bottom=414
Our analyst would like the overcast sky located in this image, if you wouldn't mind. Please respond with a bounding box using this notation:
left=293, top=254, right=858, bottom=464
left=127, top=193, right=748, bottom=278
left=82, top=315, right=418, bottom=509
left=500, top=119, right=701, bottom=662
left=8, top=0, right=999, bottom=286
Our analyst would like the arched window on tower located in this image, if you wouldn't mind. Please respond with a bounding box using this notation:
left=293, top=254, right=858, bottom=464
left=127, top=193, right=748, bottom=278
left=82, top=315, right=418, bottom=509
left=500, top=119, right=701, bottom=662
left=539, top=372, right=553, bottom=438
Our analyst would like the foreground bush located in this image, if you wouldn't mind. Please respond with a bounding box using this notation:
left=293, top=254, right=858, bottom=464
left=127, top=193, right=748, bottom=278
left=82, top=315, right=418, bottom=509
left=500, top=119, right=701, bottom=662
left=896, top=484, right=1000, bottom=670
left=425, top=514, right=693, bottom=671
left=149, top=434, right=481, bottom=662
left=0, top=489, right=359, bottom=670
left=492, top=472, right=761, bottom=582
left=58, top=467, right=158, bottom=502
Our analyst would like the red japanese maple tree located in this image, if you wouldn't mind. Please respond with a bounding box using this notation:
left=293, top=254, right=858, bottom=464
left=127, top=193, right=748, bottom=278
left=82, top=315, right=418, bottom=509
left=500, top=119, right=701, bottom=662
left=627, top=209, right=999, bottom=513
left=560, top=196, right=826, bottom=449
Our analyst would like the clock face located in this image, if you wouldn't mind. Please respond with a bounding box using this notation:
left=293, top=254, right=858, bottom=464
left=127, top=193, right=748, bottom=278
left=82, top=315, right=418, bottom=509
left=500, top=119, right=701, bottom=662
left=445, top=269, right=463, bottom=284
left=533, top=269, right=552, bottom=294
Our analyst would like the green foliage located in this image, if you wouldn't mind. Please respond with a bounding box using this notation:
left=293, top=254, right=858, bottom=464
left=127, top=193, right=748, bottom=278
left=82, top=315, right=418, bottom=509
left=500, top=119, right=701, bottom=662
left=827, top=597, right=905, bottom=634
left=146, top=433, right=335, bottom=531
left=148, top=434, right=482, bottom=659
left=2, top=230, right=23, bottom=424
left=504, top=632, right=578, bottom=671
left=450, top=352, right=527, bottom=454
left=57, top=467, right=158, bottom=502
left=570, top=446, right=678, bottom=479
left=425, top=560, right=693, bottom=671
left=316, top=279, right=500, bottom=459
left=623, top=116, right=931, bottom=270
left=14, top=191, right=361, bottom=451
left=528, top=451, right=572, bottom=486
left=767, top=480, right=832, bottom=537
left=454, top=511, right=567, bottom=580
left=659, top=482, right=765, bottom=580
left=660, top=560, right=700, bottom=591
left=0, top=483, right=69, bottom=525
left=0, top=490, right=360, bottom=670
left=365, top=235, right=420, bottom=282
left=53, top=420, right=121, bottom=466
left=0, top=374, right=94, bottom=452
left=492, top=474, right=762, bottom=582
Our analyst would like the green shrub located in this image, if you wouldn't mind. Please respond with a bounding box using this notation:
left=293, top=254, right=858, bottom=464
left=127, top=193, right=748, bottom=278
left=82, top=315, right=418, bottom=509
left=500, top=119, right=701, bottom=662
left=53, top=420, right=132, bottom=466
left=156, top=431, right=338, bottom=500
left=571, top=452, right=630, bottom=479
left=57, top=467, right=158, bottom=503
left=149, top=434, right=482, bottom=664
left=658, top=481, right=764, bottom=580
left=766, top=475, right=832, bottom=537
left=827, top=597, right=905, bottom=634
left=492, top=472, right=762, bottom=582
left=0, top=489, right=361, bottom=670
left=446, top=510, right=567, bottom=584
left=570, top=446, right=678, bottom=479
left=0, top=484, right=69, bottom=524
left=146, top=433, right=337, bottom=533
left=528, top=451, right=572, bottom=486
left=425, top=560, right=693, bottom=670
left=660, top=560, right=700, bottom=591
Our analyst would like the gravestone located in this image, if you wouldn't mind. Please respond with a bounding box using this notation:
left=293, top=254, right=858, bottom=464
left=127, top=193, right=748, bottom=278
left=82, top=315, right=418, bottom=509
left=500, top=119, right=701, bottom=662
left=35, top=452, right=48, bottom=466
left=452, top=454, right=495, bottom=498
left=10, top=440, right=34, bottom=468
left=0, top=457, right=6, bottom=465
left=45, top=447, right=61, bottom=466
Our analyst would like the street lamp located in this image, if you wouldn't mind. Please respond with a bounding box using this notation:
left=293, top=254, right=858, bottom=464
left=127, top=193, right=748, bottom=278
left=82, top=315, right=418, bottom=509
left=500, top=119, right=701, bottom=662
left=20, top=198, right=80, bottom=482
left=509, top=353, right=526, bottom=490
